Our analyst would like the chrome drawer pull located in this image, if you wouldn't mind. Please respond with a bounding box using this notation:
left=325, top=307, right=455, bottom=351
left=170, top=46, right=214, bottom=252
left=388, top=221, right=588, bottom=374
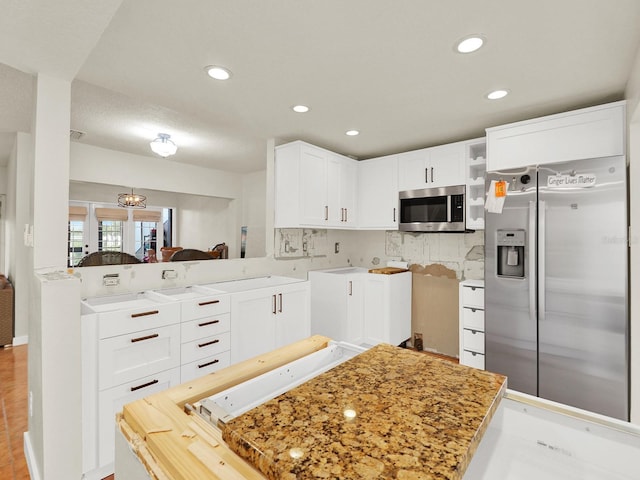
left=131, top=333, right=159, bottom=343
left=198, top=299, right=220, bottom=307
left=131, top=310, right=159, bottom=318
left=130, top=379, right=158, bottom=392
left=198, top=339, right=220, bottom=348
left=198, top=359, right=220, bottom=369
left=198, top=319, right=220, bottom=327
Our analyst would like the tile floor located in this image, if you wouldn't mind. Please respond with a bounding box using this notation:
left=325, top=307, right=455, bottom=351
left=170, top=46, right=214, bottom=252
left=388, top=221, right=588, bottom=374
left=0, top=345, right=115, bottom=480
left=0, top=344, right=29, bottom=479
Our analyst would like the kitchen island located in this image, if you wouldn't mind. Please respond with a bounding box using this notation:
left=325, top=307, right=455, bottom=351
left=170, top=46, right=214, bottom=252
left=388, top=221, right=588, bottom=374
left=116, top=336, right=507, bottom=479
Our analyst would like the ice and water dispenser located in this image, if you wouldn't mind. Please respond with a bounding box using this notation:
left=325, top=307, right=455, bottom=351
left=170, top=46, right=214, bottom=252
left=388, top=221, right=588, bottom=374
left=496, top=229, right=525, bottom=278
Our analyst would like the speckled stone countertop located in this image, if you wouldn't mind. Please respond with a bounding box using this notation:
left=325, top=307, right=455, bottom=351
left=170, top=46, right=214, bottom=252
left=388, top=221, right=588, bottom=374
left=221, top=343, right=507, bottom=480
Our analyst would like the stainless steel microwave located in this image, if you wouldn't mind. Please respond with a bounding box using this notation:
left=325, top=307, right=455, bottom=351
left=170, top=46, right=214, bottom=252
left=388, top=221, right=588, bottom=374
left=398, top=185, right=466, bottom=232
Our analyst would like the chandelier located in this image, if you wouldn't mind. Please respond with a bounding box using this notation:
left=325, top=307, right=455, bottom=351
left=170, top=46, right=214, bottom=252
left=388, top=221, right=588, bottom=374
left=118, top=188, right=147, bottom=209
left=149, top=133, right=178, bottom=157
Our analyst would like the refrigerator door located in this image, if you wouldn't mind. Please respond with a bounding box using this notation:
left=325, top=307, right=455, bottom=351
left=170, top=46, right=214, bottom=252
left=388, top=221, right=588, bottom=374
left=538, top=156, right=628, bottom=420
left=485, top=166, right=538, bottom=395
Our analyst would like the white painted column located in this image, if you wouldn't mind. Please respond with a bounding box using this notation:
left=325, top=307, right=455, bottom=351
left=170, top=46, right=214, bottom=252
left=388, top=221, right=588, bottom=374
left=630, top=118, right=640, bottom=425
left=265, top=138, right=276, bottom=257
left=26, top=74, right=82, bottom=480
left=31, top=74, right=70, bottom=270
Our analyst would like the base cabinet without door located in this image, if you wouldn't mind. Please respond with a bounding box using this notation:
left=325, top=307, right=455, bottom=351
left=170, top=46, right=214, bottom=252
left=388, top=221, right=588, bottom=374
left=309, top=267, right=412, bottom=346
left=230, top=282, right=310, bottom=364
left=459, top=279, right=485, bottom=369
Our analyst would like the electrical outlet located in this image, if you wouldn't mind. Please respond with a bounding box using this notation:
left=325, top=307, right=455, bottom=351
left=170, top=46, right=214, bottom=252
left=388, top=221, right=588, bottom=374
left=103, top=274, right=119, bottom=287
left=162, top=269, right=177, bottom=280
left=334, top=242, right=340, bottom=254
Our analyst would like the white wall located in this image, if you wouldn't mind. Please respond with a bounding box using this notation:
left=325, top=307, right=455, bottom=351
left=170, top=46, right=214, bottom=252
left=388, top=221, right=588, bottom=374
left=242, top=170, right=267, bottom=258
left=625, top=41, right=640, bottom=424
left=176, top=194, right=235, bottom=254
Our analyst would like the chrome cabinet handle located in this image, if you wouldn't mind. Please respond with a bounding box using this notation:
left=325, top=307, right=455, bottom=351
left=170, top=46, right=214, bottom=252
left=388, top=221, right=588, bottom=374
left=278, top=293, right=283, bottom=313
left=348, top=281, right=353, bottom=296
left=393, top=207, right=396, bottom=222
left=325, top=206, right=328, bottom=221
left=272, top=294, right=277, bottom=314
left=431, top=167, right=434, bottom=183
left=425, top=168, right=429, bottom=183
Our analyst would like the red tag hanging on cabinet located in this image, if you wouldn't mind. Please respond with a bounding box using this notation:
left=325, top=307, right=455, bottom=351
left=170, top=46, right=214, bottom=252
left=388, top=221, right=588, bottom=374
left=495, top=180, right=507, bottom=197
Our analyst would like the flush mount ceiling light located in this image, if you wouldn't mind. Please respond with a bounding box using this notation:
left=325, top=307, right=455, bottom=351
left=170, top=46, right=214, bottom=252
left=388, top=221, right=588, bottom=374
left=345, top=130, right=360, bottom=136
left=292, top=105, right=310, bottom=113
left=455, top=35, right=485, bottom=53
left=205, top=65, right=232, bottom=80
left=486, top=89, right=510, bottom=100
left=149, top=133, right=178, bottom=157
left=118, top=188, right=146, bottom=209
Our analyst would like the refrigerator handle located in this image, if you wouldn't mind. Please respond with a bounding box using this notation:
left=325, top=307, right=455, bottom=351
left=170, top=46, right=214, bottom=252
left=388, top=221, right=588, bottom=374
left=538, top=200, right=546, bottom=324
left=528, top=201, right=537, bottom=323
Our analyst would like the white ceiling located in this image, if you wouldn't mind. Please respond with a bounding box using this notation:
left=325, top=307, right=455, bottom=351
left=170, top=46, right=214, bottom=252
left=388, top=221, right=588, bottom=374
left=1, top=0, right=640, bottom=172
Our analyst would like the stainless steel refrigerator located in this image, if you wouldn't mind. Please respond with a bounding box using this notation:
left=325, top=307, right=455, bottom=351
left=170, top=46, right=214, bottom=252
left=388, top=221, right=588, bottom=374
left=484, top=156, right=629, bottom=420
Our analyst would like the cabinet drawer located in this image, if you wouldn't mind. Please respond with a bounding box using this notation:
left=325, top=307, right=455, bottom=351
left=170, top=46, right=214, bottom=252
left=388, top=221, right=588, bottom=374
left=463, top=328, right=485, bottom=354
left=181, top=331, right=231, bottom=365
left=181, top=313, right=230, bottom=343
left=98, top=367, right=180, bottom=467
left=180, top=351, right=231, bottom=383
left=462, top=306, right=484, bottom=331
left=181, top=294, right=230, bottom=321
left=98, top=302, right=180, bottom=339
left=461, top=350, right=485, bottom=370
left=461, top=285, right=484, bottom=308
left=98, top=323, right=180, bottom=390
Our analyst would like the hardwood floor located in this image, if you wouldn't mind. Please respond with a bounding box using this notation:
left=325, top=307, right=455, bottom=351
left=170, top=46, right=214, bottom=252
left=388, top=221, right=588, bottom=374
left=0, top=344, right=29, bottom=479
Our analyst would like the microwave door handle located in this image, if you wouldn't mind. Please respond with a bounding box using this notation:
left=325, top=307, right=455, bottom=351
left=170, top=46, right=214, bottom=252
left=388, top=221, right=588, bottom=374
left=446, top=195, right=451, bottom=222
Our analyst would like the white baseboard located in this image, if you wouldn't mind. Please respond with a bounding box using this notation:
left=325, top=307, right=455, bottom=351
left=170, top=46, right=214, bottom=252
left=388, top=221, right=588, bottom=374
left=13, top=335, right=28, bottom=346
left=24, top=431, right=42, bottom=480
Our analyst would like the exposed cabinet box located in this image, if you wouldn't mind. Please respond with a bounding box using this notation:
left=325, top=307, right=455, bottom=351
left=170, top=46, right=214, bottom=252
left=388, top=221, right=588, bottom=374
left=275, top=141, right=357, bottom=228
left=465, top=138, right=487, bottom=230
left=309, top=267, right=412, bottom=346
left=357, top=155, right=399, bottom=229
left=398, top=142, right=465, bottom=191
left=459, top=279, right=485, bottom=369
left=486, top=101, right=625, bottom=172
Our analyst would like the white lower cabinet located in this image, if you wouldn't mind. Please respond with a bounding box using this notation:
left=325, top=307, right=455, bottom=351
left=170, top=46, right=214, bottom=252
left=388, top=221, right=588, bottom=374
left=309, top=267, right=412, bottom=346
left=459, top=279, right=485, bottom=369
left=98, top=367, right=180, bottom=468
left=230, top=282, right=310, bottom=364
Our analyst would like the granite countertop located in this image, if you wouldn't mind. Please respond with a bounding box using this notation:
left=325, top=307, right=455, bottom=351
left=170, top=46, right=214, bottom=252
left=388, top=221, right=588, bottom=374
left=221, top=343, right=507, bottom=480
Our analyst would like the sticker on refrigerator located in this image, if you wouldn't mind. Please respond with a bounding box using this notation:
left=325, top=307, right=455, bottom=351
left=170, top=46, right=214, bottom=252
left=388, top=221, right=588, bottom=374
left=547, top=173, right=596, bottom=188
left=485, top=180, right=509, bottom=214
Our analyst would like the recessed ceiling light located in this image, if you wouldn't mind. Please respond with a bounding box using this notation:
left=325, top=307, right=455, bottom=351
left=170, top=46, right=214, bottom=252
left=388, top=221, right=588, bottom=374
left=292, top=105, right=310, bottom=113
left=487, top=89, right=509, bottom=100
left=456, top=35, right=485, bottom=54
left=346, top=130, right=359, bottom=136
left=205, top=65, right=232, bottom=80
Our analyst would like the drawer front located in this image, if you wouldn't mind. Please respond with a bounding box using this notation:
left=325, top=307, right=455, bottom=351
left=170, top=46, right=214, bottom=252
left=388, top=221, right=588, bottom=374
left=462, top=307, right=485, bottom=331
left=463, top=328, right=485, bottom=354
left=98, top=302, right=180, bottom=339
left=98, top=367, right=180, bottom=467
left=181, top=313, right=230, bottom=343
left=181, top=331, right=231, bottom=365
left=461, top=350, right=485, bottom=370
left=180, top=350, right=231, bottom=383
left=181, top=294, right=230, bottom=321
left=461, top=285, right=484, bottom=308
left=98, top=323, right=181, bottom=390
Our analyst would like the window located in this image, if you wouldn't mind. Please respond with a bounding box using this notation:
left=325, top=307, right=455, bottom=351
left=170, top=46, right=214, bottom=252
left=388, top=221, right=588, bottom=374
left=98, top=220, right=123, bottom=252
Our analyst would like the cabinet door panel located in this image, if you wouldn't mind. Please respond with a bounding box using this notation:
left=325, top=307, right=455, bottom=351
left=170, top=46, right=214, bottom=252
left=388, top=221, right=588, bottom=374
left=398, top=148, right=430, bottom=191
left=275, top=284, right=310, bottom=349
left=358, top=156, right=398, bottom=229
left=299, top=146, right=328, bottom=225
left=429, top=143, right=465, bottom=187
left=231, top=290, right=276, bottom=364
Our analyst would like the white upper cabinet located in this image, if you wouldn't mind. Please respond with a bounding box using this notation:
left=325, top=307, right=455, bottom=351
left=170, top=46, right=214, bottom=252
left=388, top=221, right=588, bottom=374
left=398, top=142, right=465, bottom=191
left=275, top=141, right=357, bottom=228
left=357, top=155, right=398, bottom=229
left=486, top=101, right=625, bottom=172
